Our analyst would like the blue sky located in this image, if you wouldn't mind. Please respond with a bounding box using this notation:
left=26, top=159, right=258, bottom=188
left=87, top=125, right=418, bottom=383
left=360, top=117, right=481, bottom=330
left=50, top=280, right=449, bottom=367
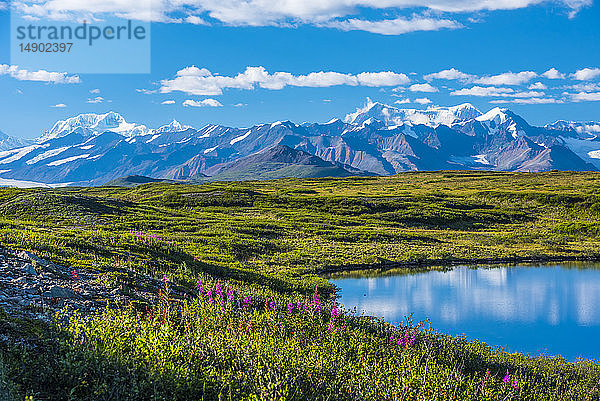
left=0, top=0, right=599, bottom=139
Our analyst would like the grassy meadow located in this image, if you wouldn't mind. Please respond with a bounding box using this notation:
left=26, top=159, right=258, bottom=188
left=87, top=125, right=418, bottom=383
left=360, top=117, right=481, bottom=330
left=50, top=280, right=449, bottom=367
left=2, top=171, right=600, bottom=400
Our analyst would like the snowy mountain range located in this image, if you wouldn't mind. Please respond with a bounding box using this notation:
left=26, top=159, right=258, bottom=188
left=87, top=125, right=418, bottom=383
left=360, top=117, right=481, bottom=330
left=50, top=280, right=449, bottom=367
left=0, top=101, right=598, bottom=186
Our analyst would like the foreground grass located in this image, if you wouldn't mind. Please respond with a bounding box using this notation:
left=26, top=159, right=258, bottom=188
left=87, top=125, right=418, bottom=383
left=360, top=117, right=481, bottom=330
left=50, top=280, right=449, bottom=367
left=2, top=171, right=600, bottom=399
left=3, top=286, right=600, bottom=400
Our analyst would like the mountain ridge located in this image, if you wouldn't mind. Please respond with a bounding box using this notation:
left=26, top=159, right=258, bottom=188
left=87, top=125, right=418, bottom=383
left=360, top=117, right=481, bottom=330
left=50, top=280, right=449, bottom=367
left=0, top=102, right=598, bottom=186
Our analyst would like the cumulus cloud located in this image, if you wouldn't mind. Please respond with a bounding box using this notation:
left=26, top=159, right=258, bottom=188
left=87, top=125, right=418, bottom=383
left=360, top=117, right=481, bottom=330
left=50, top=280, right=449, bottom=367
left=528, top=82, right=547, bottom=90
left=90, top=88, right=101, bottom=94
left=570, top=92, right=600, bottom=101
left=423, top=68, right=476, bottom=81
left=572, top=67, right=600, bottom=81
left=490, top=97, right=563, bottom=104
left=567, top=82, right=600, bottom=92
left=474, top=71, right=538, bottom=86
left=451, top=86, right=514, bottom=97
left=451, top=86, right=544, bottom=98
left=183, top=98, right=223, bottom=107
left=322, top=16, right=462, bottom=35
left=394, top=98, right=411, bottom=104
left=87, top=96, right=104, bottom=104
left=414, top=97, right=432, bottom=104
left=13, top=0, right=591, bottom=35
left=50, top=103, right=67, bottom=108
left=542, top=68, right=565, bottom=79
left=185, top=15, right=208, bottom=25
left=409, top=83, right=439, bottom=92
left=160, top=66, right=411, bottom=96
left=0, top=64, right=80, bottom=84
left=161, top=100, right=176, bottom=104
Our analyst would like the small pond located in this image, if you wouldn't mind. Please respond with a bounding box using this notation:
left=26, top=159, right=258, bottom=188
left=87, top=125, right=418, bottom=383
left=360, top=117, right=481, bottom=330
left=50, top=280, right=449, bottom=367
left=330, top=264, right=600, bottom=361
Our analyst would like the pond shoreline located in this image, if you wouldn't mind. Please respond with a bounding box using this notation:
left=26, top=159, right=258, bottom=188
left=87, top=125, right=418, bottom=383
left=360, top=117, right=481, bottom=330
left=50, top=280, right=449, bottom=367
left=318, top=254, right=600, bottom=275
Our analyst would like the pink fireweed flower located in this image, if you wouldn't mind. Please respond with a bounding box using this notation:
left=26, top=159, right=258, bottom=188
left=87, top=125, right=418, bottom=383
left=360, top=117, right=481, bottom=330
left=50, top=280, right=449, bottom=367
left=485, top=369, right=491, bottom=381
left=287, top=302, right=293, bottom=314
left=227, top=289, right=234, bottom=305
left=207, top=289, right=213, bottom=302
left=331, top=306, right=338, bottom=321
left=162, top=274, right=168, bottom=283
left=269, top=300, right=276, bottom=311
left=242, top=295, right=251, bottom=309
left=503, top=370, right=510, bottom=384
left=196, top=277, right=204, bottom=294
left=408, top=334, right=416, bottom=347
left=311, top=286, right=320, bottom=309
left=512, top=379, right=518, bottom=389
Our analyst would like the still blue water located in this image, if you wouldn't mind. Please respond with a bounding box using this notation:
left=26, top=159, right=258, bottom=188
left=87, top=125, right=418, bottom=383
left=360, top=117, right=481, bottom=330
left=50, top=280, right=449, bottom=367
left=330, top=265, right=600, bottom=361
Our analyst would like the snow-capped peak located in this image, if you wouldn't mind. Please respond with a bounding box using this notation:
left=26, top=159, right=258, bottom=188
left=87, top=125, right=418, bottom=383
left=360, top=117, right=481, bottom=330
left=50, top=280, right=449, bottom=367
left=38, top=112, right=152, bottom=142
left=545, top=120, right=600, bottom=139
left=344, top=99, right=481, bottom=128
left=155, top=119, right=191, bottom=133
left=475, top=107, right=509, bottom=124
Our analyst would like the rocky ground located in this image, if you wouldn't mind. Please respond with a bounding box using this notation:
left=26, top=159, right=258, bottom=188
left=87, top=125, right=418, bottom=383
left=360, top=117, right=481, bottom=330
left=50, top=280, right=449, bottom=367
left=0, top=247, right=185, bottom=323
left=0, top=247, right=191, bottom=400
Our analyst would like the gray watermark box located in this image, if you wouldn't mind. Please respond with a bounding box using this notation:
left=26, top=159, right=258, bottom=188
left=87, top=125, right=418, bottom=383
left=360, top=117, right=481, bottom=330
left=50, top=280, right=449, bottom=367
left=9, top=1, right=151, bottom=74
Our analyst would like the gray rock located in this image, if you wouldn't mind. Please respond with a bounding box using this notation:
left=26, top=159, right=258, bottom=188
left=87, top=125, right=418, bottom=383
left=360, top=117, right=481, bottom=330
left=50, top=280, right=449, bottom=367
left=23, top=287, right=37, bottom=295
left=43, top=286, right=80, bottom=299
left=18, top=251, right=47, bottom=266
left=23, top=263, right=38, bottom=275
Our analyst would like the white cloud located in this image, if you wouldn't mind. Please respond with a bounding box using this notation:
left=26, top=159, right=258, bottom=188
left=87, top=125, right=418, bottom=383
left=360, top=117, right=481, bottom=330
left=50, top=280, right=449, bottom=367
left=185, top=15, right=208, bottom=25
left=0, top=64, right=80, bottom=84
left=356, top=71, right=411, bottom=86
left=423, top=68, right=475, bottom=81
left=160, top=66, right=410, bottom=96
left=451, top=86, right=514, bottom=97
left=572, top=68, right=600, bottom=81
left=567, top=83, right=600, bottom=92
left=570, top=92, right=600, bottom=102
left=183, top=98, right=223, bottom=107
left=474, top=71, right=537, bottom=86
left=161, top=100, right=176, bottom=104
left=322, top=16, right=462, bottom=35
left=90, top=88, right=101, bottom=94
left=542, top=68, right=565, bottom=79
left=409, top=83, right=439, bottom=92
left=491, top=97, right=563, bottom=104
left=414, top=97, right=432, bottom=104
left=13, top=0, right=590, bottom=35
left=528, top=82, right=547, bottom=90
left=451, top=86, right=544, bottom=98
left=50, top=103, right=67, bottom=108
left=0, top=1, right=7, bottom=10
left=233, top=103, right=247, bottom=107
left=394, top=98, right=411, bottom=104
left=136, top=88, right=157, bottom=94
left=87, top=96, right=104, bottom=103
